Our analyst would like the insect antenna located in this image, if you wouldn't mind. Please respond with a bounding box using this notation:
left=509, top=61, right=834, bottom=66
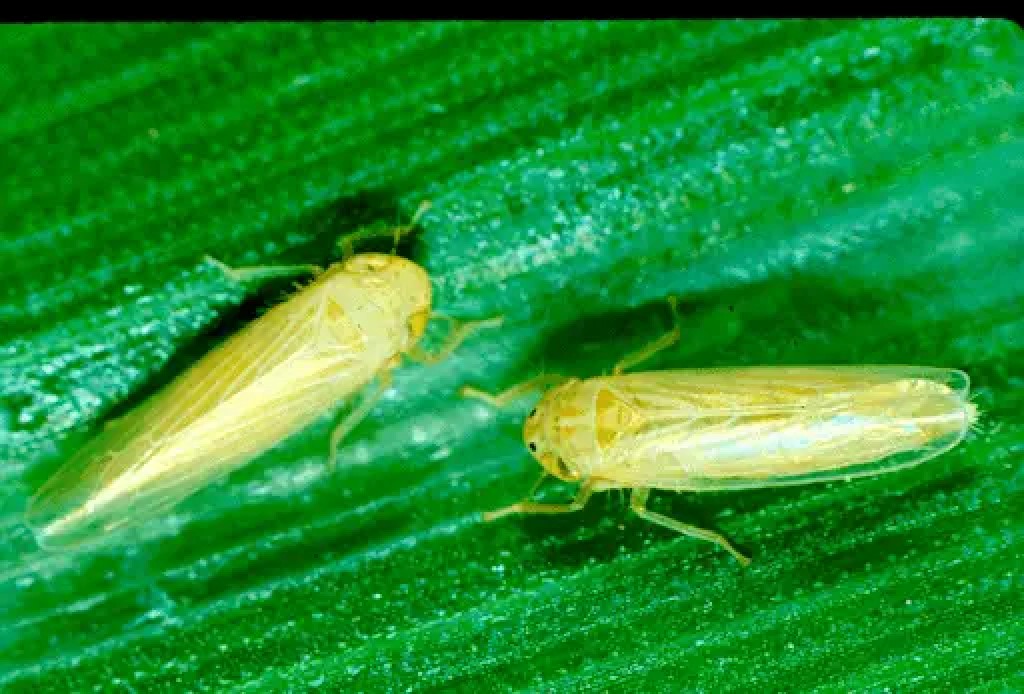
left=390, top=200, right=432, bottom=256
left=336, top=200, right=432, bottom=260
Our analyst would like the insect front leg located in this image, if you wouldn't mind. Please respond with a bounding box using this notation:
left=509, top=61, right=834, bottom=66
left=327, top=368, right=394, bottom=471
left=404, top=313, right=505, bottom=366
left=482, top=480, right=595, bottom=522
left=204, top=255, right=324, bottom=285
left=629, top=488, right=751, bottom=566
left=612, top=296, right=683, bottom=375
left=459, top=373, right=568, bottom=408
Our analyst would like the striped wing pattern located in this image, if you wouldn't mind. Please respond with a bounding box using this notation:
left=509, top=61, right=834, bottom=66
left=27, top=293, right=369, bottom=547
left=594, top=367, right=973, bottom=491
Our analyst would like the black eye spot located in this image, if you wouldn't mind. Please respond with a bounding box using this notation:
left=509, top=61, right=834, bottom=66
left=528, top=442, right=537, bottom=452
left=529, top=408, right=537, bottom=417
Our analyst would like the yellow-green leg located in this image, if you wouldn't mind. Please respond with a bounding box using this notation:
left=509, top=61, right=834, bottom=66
left=327, top=370, right=393, bottom=471
left=405, top=313, right=505, bottom=366
left=483, top=480, right=595, bottom=522
left=612, top=296, right=683, bottom=375
left=459, top=373, right=567, bottom=408
left=629, top=488, right=750, bottom=566
left=204, top=255, right=323, bottom=284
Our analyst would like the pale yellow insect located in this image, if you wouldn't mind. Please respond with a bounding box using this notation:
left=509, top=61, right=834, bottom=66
left=26, top=202, right=502, bottom=551
left=462, top=300, right=980, bottom=565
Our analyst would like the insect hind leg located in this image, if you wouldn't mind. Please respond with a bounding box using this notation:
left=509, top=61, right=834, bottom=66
left=327, top=370, right=393, bottom=471
left=629, top=488, right=750, bottom=566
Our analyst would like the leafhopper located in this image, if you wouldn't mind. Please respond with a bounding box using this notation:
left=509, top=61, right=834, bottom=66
left=26, top=202, right=502, bottom=550
left=462, top=299, right=980, bottom=565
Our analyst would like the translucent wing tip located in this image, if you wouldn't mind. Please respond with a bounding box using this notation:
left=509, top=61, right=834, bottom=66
left=23, top=481, right=113, bottom=552
left=965, top=401, right=983, bottom=434
left=24, top=501, right=80, bottom=552
left=944, top=368, right=971, bottom=398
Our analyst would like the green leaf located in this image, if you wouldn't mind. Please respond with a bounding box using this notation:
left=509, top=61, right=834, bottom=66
left=2, top=20, right=1023, bottom=692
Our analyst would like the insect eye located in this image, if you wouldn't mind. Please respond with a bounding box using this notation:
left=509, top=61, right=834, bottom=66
left=529, top=408, right=537, bottom=418
left=528, top=442, right=537, bottom=452
left=407, top=309, right=430, bottom=338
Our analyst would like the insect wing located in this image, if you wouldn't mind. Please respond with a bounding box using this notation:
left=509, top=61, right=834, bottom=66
left=25, top=293, right=365, bottom=549
left=594, top=366, right=974, bottom=491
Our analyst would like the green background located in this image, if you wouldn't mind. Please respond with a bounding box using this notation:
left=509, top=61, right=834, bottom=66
left=2, top=20, right=1023, bottom=692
